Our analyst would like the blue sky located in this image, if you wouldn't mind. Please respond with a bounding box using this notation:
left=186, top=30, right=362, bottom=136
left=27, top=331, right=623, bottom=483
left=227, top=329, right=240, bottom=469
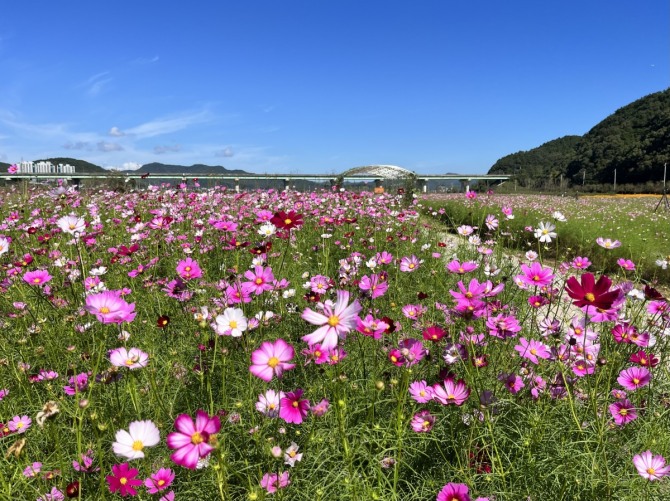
left=0, top=1, right=667, bottom=174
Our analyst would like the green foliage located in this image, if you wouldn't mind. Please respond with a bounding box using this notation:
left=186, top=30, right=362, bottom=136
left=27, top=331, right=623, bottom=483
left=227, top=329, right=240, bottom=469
left=489, top=88, right=670, bottom=189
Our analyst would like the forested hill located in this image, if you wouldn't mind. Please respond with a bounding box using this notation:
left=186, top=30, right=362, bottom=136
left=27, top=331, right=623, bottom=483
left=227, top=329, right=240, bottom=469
left=488, top=88, right=670, bottom=186
left=128, top=163, right=250, bottom=175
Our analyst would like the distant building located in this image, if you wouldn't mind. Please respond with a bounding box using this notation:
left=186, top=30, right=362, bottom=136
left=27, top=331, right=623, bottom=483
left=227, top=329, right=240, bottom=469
left=15, top=161, right=76, bottom=174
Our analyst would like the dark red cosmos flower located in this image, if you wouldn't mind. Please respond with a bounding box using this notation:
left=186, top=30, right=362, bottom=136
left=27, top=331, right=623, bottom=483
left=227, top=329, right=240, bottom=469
left=644, top=285, right=665, bottom=302
left=270, top=210, right=304, bottom=230
left=630, top=350, right=659, bottom=368
left=565, top=273, right=620, bottom=310
left=157, top=315, right=170, bottom=328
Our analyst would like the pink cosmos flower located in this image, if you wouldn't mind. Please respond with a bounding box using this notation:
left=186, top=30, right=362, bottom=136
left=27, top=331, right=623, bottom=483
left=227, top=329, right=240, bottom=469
left=514, top=338, right=551, bottom=364
left=176, top=257, right=202, bottom=280
left=310, top=399, right=330, bottom=417
left=242, top=265, right=275, bottom=295
left=617, top=258, right=636, bottom=271
left=85, top=291, right=136, bottom=324
left=499, top=373, right=525, bottom=394
left=411, top=410, right=435, bottom=433
left=22, top=270, right=52, bottom=286
left=409, top=380, right=434, bottom=403
left=166, top=410, right=221, bottom=469
left=301, top=289, right=362, bottom=351
left=633, top=450, right=670, bottom=480
left=617, top=367, right=651, bottom=391
left=518, top=262, right=554, bottom=288
left=486, top=314, right=522, bottom=339
left=446, top=260, right=478, bottom=274
left=437, top=482, right=471, bottom=501
left=144, top=468, right=175, bottom=494
left=8, top=415, right=31, bottom=433
left=109, top=347, right=149, bottom=370
left=57, top=215, right=86, bottom=235
left=399, top=255, right=421, bottom=272
left=432, top=377, right=470, bottom=406
left=106, top=463, right=143, bottom=497
left=609, top=399, right=637, bottom=426
left=260, top=471, right=290, bottom=493
left=359, top=273, right=388, bottom=299
left=7, top=164, right=18, bottom=174
left=250, top=339, right=296, bottom=382
left=596, top=237, right=621, bottom=249
left=279, top=389, right=310, bottom=424
left=355, top=314, right=389, bottom=339
left=571, top=256, right=592, bottom=270
left=63, top=372, right=89, bottom=396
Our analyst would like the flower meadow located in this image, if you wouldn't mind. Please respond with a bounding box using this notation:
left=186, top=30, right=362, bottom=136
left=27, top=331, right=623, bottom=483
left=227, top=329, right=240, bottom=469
left=423, top=192, right=670, bottom=283
left=1, top=184, right=670, bottom=500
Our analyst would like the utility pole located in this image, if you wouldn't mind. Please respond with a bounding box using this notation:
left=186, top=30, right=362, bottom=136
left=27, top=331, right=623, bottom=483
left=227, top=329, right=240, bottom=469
left=582, top=169, right=585, bottom=186
left=614, top=169, right=617, bottom=192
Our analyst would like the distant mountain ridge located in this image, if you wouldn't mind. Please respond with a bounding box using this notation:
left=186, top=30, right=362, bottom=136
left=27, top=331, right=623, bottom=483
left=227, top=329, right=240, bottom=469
left=488, top=88, right=670, bottom=186
left=124, top=162, right=251, bottom=175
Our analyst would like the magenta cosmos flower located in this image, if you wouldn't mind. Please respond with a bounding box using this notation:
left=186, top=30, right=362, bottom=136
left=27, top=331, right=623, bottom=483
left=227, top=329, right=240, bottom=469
left=85, top=291, right=136, bottom=324
left=301, top=289, right=362, bottom=351
left=144, top=468, right=175, bottom=494
left=106, top=463, right=143, bottom=497
left=437, top=482, right=471, bottom=501
left=359, top=273, right=388, bottom=299
left=410, top=410, right=435, bottom=433
left=260, top=471, right=290, bottom=494
left=446, top=260, right=478, bottom=274
left=609, top=399, right=637, bottom=426
left=518, top=262, right=554, bottom=288
left=633, top=450, right=670, bottom=480
left=250, top=339, right=296, bottom=382
left=166, top=410, right=221, bottom=469
left=176, top=257, right=202, bottom=280
left=242, top=265, right=275, bottom=295
left=22, top=270, right=52, bottom=286
left=617, top=367, right=651, bottom=391
left=279, top=389, right=310, bottom=424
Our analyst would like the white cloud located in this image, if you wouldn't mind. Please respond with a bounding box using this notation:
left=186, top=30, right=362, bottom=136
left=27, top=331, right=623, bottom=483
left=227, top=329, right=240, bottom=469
left=97, top=141, right=123, bottom=152
left=122, top=162, right=142, bottom=170
left=215, top=146, right=234, bottom=157
left=108, top=126, right=125, bottom=137
left=80, top=71, right=112, bottom=97
left=63, top=141, right=92, bottom=151
left=153, top=144, right=181, bottom=154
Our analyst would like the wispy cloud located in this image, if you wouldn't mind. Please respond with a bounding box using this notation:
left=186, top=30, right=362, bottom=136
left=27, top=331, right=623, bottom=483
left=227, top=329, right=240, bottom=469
left=97, top=141, right=123, bottom=152
left=79, top=71, right=111, bottom=96
left=132, top=55, right=160, bottom=64
left=63, top=141, right=92, bottom=151
left=124, top=110, right=211, bottom=139
left=153, top=144, right=181, bottom=154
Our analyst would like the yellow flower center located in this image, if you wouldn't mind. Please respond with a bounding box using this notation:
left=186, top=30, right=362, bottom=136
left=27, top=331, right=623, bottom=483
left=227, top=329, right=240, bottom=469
left=158, top=479, right=165, bottom=486
left=584, top=293, right=595, bottom=302
left=132, top=440, right=144, bottom=451
left=292, top=401, right=299, bottom=408
left=409, top=263, right=415, bottom=269
left=229, top=320, right=238, bottom=329
left=191, top=432, right=204, bottom=445
left=255, top=278, right=263, bottom=285
left=647, top=467, right=656, bottom=475
left=185, top=266, right=191, bottom=272
left=447, top=394, right=455, bottom=400
left=16, top=422, right=24, bottom=429
left=284, top=218, right=292, bottom=225
left=633, top=378, right=640, bottom=385
left=327, top=315, right=339, bottom=327
left=33, top=278, right=41, bottom=283
left=619, top=409, right=628, bottom=416
left=120, top=477, right=128, bottom=485
left=530, top=348, right=537, bottom=355
left=267, top=356, right=280, bottom=368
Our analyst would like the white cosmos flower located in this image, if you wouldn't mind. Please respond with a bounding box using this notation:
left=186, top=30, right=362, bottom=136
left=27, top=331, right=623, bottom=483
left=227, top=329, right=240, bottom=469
left=112, top=420, right=160, bottom=460
left=258, top=223, right=276, bottom=237
left=90, top=266, right=107, bottom=276
left=214, top=307, right=248, bottom=337
left=534, top=222, right=557, bottom=243
left=0, top=236, right=9, bottom=256
left=57, top=215, right=86, bottom=235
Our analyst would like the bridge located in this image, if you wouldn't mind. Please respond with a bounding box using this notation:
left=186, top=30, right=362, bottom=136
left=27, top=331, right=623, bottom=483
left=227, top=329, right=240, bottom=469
left=0, top=163, right=509, bottom=192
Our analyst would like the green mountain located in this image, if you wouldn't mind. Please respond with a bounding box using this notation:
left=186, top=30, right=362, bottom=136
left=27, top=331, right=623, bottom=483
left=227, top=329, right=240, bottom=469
left=0, top=161, right=10, bottom=171
left=128, top=162, right=250, bottom=175
left=488, top=88, right=670, bottom=187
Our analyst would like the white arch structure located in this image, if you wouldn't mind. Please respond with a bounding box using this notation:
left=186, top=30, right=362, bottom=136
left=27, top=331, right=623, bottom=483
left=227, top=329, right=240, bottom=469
left=340, top=164, right=416, bottom=179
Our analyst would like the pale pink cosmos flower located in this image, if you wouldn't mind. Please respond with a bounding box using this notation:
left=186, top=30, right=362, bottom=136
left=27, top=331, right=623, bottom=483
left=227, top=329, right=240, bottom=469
left=0, top=236, right=10, bottom=256
left=609, top=399, right=637, bottom=426
left=301, top=290, right=362, bottom=351
left=571, top=256, right=592, bottom=270
left=617, top=258, right=636, bottom=271
left=596, top=237, right=621, bottom=249
left=409, top=381, right=434, bottom=403
left=260, top=471, right=290, bottom=494
left=514, top=338, right=551, bottom=365
left=256, top=389, right=285, bottom=417
left=57, top=214, right=86, bottom=235
left=284, top=442, right=303, bottom=467
left=85, top=291, right=136, bottom=324
left=633, top=450, right=670, bottom=480
left=359, top=273, right=388, bottom=299
left=410, top=410, right=435, bottom=433
left=399, top=255, right=421, bottom=272
left=8, top=415, right=31, bottom=433
left=109, top=347, right=149, bottom=370
left=250, top=339, right=296, bottom=382
left=432, top=377, right=470, bottom=406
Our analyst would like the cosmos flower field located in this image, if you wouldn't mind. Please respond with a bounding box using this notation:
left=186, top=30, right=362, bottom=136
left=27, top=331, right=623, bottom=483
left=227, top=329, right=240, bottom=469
left=1, top=182, right=670, bottom=500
